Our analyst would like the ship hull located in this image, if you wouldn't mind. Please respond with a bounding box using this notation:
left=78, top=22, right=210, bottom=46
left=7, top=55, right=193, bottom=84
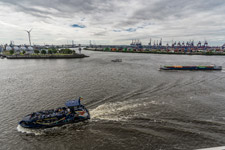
left=19, top=106, right=90, bottom=129
left=160, top=66, right=222, bottom=71
left=19, top=117, right=89, bottom=129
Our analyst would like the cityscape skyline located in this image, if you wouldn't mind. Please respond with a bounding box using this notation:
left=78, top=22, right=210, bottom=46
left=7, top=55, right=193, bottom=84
left=0, top=0, right=225, bottom=46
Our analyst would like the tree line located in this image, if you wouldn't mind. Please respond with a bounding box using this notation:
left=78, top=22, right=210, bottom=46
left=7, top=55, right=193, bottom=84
left=9, top=48, right=75, bottom=55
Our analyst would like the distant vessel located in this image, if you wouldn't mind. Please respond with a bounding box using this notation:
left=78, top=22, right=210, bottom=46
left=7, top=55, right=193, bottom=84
left=111, top=59, right=122, bottom=62
left=19, top=97, right=90, bottom=129
left=160, top=65, right=222, bottom=71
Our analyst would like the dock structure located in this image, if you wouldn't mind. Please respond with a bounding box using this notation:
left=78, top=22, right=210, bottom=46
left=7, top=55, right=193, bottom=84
left=84, top=38, right=225, bottom=55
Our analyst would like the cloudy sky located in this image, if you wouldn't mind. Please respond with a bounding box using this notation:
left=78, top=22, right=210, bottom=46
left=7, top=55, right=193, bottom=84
left=0, top=0, right=225, bottom=45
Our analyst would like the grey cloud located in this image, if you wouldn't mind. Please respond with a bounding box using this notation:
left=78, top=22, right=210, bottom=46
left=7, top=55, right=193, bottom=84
left=2, top=0, right=225, bottom=21
left=0, top=0, right=116, bottom=18
left=93, top=31, right=107, bottom=36
left=4, top=0, right=225, bottom=27
left=116, top=0, right=225, bottom=27
left=1, top=0, right=225, bottom=45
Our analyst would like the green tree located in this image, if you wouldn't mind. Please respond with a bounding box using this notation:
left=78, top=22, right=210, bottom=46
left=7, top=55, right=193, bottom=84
left=105, top=47, right=110, bottom=51
left=66, top=49, right=72, bottom=54
left=48, top=50, right=52, bottom=54
left=52, top=49, right=57, bottom=54
left=41, top=50, right=46, bottom=54
left=34, top=50, right=39, bottom=54
left=60, top=48, right=72, bottom=54
left=9, top=50, right=14, bottom=55
left=206, top=51, right=213, bottom=55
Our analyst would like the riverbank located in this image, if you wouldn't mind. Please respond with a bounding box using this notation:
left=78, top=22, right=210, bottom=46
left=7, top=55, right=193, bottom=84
left=0, top=54, right=6, bottom=58
left=5, top=54, right=89, bottom=59
left=84, top=48, right=225, bottom=56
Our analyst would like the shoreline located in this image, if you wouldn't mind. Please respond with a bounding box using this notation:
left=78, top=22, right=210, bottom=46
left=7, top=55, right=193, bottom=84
left=84, top=48, right=225, bottom=56
left=5, top=54, right=89, bottom=59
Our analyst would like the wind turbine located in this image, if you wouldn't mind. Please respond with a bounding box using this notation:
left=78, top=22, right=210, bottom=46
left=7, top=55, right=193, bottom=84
left=25, top=29, right=32, bottom=46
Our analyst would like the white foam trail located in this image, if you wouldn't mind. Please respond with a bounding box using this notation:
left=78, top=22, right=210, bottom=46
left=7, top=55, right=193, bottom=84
left=90, top=98, right=159, bottom=121
left=196, top=146, right=225, bottom=150
left=17, top=125, right=44, bottom=135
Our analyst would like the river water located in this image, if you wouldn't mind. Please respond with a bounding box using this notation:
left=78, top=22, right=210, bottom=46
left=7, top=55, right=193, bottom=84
left=1, top=50, right=225, bottom=150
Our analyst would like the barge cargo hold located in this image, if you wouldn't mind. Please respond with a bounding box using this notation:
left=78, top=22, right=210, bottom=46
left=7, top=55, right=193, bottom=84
left=160, top=65, right=222, bottom=71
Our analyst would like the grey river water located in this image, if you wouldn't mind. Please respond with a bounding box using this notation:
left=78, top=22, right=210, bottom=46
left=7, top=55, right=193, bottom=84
left=1, top=50, right=225, bottom=150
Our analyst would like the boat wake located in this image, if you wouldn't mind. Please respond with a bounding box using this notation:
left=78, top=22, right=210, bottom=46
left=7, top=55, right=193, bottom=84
left=90, top=98, right=161, bottom=121
left=17, top=125, right=45, bottom=135
left=17, top=98, right=161, bottom=134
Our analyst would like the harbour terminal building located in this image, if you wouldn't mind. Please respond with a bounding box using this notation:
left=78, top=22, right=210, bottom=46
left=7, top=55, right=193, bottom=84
left=87, top=39, right=225, bottom=54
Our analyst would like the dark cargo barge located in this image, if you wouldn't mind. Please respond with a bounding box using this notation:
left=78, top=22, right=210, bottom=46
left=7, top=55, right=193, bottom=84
left=160, top=65, right=222, bottom=71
